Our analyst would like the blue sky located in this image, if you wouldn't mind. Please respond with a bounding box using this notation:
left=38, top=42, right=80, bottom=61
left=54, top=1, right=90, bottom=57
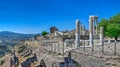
left=0, top=0, right=120, bottom=34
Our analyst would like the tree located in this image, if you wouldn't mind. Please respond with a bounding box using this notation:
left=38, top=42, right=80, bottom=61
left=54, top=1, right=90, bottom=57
left=109, top=14, right=120, bottom=40
left=106, top=23, right=120, bottom=40
left=110, top=13, right=120, bottom=23
left=98, top=18, right=109, bottom=35
left=98, top=14, right=120, bottom=40
left=42, top=31, right=48, bottom=36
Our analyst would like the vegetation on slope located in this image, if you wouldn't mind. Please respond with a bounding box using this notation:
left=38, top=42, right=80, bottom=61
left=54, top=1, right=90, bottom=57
left=0, top=59, right=4, bottom=65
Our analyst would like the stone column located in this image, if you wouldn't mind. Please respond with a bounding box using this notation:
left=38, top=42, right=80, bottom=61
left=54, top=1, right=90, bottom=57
left=55, top=43, right=57, bottom=52
left=45, top=40, right=47, bottom=49
left=57, top=43, right=60, bottom=53
left=93, top=20, right=95, bottom=35
left=46, top=41, right=48, bottom=49
left=62, top=39, right=65, bottom=55
left=53, top=43, right=55, bottom=52
left=49, top=43, right=51, bottom=51
left=82, top=25, right=85, bottom=35
left=89, top=16, right=94, bottom=47
left=89, top=16, right=98, bottom=52
left=50, top=42, right=52, bottom=51
left=51, top=43, right=53, bottom=52
left=48, top=41, right=50, bottom=51
left=100, top=27, right=104, bottom=44
left=80, top=24, right=82, bottom=35
left=50, top=43, right=53, bottom=52
left=100, top=27, right=104, bottom=54
left=59, top=40, right=64, bottom=55
left=75, top=19, right=80, bottom=49
left=95, top=19, right=98, bottom=35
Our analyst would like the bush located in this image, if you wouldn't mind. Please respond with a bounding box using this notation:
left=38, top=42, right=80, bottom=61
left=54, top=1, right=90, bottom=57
left=42, top=31, right=48, bottom=36
left=0, top=60, right=4, bottom=65
left=18, top=46, right=25, bottom=53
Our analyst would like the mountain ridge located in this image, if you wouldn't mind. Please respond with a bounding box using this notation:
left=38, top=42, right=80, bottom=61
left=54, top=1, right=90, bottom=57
left=0, top=31, right=37, bottom=58
left=0, top=31, right=36, bottom=35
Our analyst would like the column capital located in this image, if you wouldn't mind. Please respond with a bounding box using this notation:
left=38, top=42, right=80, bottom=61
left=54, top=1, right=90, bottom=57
left=89, top=15, right=98, bottom=21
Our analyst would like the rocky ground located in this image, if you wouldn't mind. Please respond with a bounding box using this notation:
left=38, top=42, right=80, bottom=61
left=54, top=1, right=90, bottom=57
left=0, top=54, right=11, bottom=67
left=76, top=39, right=120, bottom=67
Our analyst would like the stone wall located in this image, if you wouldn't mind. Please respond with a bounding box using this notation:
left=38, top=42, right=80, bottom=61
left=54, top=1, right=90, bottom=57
left=71, top=50, right=106, bottom=67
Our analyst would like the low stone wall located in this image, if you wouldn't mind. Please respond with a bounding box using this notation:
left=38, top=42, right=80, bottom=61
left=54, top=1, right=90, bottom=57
left=71, top=50, right=106, bottom=67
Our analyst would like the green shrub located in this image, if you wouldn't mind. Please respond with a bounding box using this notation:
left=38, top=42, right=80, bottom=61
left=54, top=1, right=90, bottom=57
left=18, top=46, right=25, bottom=53
left=0, top=60, right=4, bottom=65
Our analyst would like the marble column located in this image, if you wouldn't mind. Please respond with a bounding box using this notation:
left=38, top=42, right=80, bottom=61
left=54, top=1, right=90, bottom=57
left=82, top=25, right=85, bottom=35
left=49, top=42, right=51, bottom=51
left=45, top=40, right=47, bottom=49
left=57, top=43, right=60, bottom=53
left=93, top=20, right=95, bottom=35
left=89, top=16, right=94, bottom=47
left=80, top=24, right=82, bottom=35
left=55, top=43, right=57, bottom=52
left=75, top=19, right=80, bottom=49
left=62, top=40, right=64, bottom=55
left=46, top=41, right=48, bottom=49
left=95, top=19, right=98, bottom=35
left=51, top=44, right=53, bottom=51
left=51, top=44, right=53, bottom=52
left=100, top=27, right=104, bottom=54
left=48, top=41, right=50, bottom=51
left=53, top=43, right=55, bottom=52
left=100, top=27, right=104, bottom=44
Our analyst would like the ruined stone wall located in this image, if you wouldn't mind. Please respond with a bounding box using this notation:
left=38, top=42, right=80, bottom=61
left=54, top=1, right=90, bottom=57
left=70, top=50, right=106, bottom=67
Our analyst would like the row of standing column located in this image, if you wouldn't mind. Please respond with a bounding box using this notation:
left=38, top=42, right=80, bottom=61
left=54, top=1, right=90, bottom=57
left=75, top=16, right=104, bottom=53
left=42, top=40, right=64, bottom=54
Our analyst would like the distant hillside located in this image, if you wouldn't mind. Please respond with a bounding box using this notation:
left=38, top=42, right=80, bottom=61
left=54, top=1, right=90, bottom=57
left=0, top=31, right=35, bottom=40
left=0, top=31, right=36, bottom=58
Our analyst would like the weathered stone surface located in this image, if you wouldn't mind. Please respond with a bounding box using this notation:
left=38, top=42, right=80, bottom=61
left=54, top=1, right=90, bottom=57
left=71, top=50, right=105, bottom=67
left=75, top=19, right=80, bottom=49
